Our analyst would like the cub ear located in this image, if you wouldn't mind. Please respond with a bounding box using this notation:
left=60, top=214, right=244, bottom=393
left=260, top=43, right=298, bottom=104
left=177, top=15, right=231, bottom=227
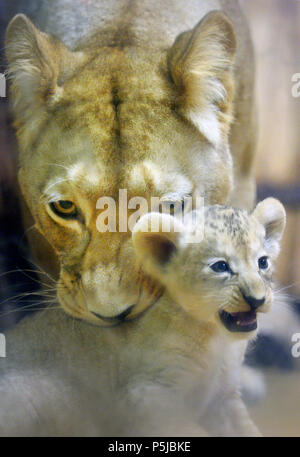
left=252, top=198, right=286, bottom=257
left=132, top=212, right=183, bottom=279
left=168, top=10, right=236, bottom=146
left=5, top=14, right=85, bottom=123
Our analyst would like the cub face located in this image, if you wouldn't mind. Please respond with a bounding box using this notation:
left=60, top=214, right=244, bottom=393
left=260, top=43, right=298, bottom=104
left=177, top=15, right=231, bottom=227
left=132, top=198, right=286, bottom=339
left=6, top=12, right=237, bottom=324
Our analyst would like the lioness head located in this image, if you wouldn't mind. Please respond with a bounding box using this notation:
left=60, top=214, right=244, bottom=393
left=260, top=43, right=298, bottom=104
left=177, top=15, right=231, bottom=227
left=133, top=198, right=286, bottom=338
left=6, top=11, right=237, bottom=325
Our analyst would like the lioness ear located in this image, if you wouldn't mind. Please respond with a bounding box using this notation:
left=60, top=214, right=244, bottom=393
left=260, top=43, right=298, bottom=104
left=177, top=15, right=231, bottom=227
left=5, top=14, right=85, bottom=122
left=168, top=10, right=236, bottom=146
left=252, top=198, right=286, bottom=258
left=132, top=213, right=183, bottom=279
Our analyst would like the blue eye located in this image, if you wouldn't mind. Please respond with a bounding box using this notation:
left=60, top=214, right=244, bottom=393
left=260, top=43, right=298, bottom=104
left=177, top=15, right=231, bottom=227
left=258, top=256, right=269, bottom=270
left=210, top=261, right=230, bottom=273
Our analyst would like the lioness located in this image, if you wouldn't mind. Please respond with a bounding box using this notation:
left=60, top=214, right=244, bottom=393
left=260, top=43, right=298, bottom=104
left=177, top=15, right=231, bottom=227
left=2, top=0, right=259, bottom=436
left=5, top=0, right=257, bottom=323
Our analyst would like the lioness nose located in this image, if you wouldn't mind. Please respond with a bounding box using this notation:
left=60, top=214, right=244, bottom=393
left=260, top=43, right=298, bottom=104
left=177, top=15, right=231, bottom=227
left=242, top=294, right=265, bottom=310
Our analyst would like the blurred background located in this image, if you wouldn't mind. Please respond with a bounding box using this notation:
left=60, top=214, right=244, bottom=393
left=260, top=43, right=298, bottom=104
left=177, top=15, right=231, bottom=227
left=242, top=0, right=300, bottom=436
left=243, top=0, right=300, bottom=298
left=0, top=0, right=299, bottom=436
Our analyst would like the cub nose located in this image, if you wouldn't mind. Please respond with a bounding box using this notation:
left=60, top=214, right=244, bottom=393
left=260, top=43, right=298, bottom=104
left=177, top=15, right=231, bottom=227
left=242, top=294, right=265, bottom=310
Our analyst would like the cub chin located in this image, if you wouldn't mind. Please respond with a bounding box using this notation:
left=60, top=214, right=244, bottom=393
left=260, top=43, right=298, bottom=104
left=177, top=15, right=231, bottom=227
left=133, top=197, right=286, bottom=341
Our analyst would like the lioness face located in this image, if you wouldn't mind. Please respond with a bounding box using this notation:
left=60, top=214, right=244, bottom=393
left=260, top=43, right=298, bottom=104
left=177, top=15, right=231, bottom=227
left=6, top=12, right=237, bottom=324
left=133, top=199, right=286, bottom=339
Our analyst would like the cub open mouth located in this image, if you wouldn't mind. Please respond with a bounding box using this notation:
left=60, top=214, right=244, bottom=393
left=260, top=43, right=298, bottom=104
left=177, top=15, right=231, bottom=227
left=219, top=309, right=257, bottom=333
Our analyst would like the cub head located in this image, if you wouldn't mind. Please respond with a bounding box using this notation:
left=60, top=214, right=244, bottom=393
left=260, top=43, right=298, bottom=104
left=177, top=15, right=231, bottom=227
left=132, top=198, right=286, bottom=338
left=5, top=11, right=237, bottom=324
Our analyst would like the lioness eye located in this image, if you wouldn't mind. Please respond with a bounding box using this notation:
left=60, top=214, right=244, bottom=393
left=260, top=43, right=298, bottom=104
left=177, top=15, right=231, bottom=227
left=160, top=200, right=184, bottom=216
left=50, top=201, right=77, bottom=218
left=210, top=261, right=230, bottom=273
left=258, top=256, right=269, bottom=270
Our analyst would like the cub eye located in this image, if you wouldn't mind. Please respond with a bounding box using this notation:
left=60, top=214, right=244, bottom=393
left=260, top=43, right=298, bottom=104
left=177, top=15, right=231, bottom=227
left=210, top=261, right=230, bottom=273
left=50, top=201, right=77, bottom=219
left=258, top=256, right=269, bottom=270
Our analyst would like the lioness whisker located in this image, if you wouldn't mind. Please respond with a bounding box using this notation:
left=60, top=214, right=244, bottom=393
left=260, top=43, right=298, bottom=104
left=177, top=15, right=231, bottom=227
left=26, top=259, right=57, bottom=284
left=0, top=300, right=59, bottom=319
left=0, top=289, right=56, bottom=307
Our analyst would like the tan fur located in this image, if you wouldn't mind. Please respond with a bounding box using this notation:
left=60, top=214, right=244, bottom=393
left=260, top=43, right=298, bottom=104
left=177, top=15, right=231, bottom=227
left=5, top=1, right=257, bottom=322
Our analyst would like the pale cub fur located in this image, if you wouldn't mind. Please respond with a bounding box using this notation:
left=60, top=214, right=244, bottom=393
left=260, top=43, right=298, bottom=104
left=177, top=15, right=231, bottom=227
left=0, top=198, right=285, bottom=436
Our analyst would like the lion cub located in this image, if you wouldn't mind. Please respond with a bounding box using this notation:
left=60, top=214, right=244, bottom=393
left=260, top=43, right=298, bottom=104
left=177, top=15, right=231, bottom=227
left=132, top=197, right=286, bottom=435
